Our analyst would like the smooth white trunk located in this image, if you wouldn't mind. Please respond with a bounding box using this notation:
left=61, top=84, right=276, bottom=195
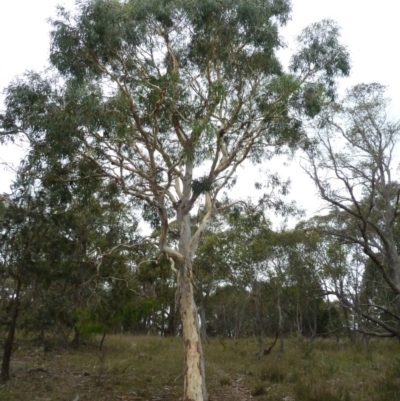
left=180, top=265, right=207, bottom=401
left=178, top=207, right=208, bottom=401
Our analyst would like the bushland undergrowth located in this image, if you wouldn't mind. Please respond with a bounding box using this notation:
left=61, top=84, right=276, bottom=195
left=1, top=335, right=399, bottom=401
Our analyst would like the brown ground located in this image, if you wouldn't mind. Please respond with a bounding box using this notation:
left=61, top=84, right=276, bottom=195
left=0, top=335, right=252, bottom=401
left=2, top=335, right=400, bottom=401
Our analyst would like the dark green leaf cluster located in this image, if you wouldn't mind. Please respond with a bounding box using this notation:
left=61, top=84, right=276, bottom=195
left=191, top=177, right=213, bottom=196
left=290, top=20, right=350, bottom=100
left=50, top=0, right=139, bottom=81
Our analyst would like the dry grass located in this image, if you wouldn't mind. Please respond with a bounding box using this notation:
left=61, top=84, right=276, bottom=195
left=1, top=335, right=400, bottom=400
left=205, top=337, right=400, bottom=401
left=0, top=335, right=183, bottom=401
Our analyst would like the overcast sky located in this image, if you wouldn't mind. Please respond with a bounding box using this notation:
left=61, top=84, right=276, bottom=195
left=1, top=0, right=400, bottom=222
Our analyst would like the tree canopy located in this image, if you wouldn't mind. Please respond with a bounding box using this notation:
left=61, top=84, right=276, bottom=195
left=0, top=1, right=350, bottom=399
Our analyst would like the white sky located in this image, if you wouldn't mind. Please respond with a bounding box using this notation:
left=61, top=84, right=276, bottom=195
left=1, top=0, right=400, bottom=222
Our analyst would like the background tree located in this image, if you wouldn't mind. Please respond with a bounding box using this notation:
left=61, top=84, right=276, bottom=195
left=306, top=83, right=400, bottom=338
left=0, top=192, right=25, bottom=382
left=0, top=166, right=141, bottom=380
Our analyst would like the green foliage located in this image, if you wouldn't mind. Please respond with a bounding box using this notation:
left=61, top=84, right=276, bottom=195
left=51, top=0, right=138, bottom=81
left=290, top=19, right=350, bottom=99
left=76, top=318, right=107, bottom=340
left=0, top=162, right=141, bottom=349
left=0, top=2, right=354, bottom=394
left=123, top=298, right=157, bottom=325
left=142, top=203, right=161, bottom=229
left=303, top=105, right=400, bottom=338
left=191, top=177, right=213, bottom=196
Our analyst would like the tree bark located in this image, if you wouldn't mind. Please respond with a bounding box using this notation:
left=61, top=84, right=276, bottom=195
left=70, top=325, right=80, bottom=348
left=296, top=300, right=303, bottom=342
left=166, top=308, right=177, bottom=336
left=99, top=331, right=107, bottom=351
left=179, top=261, right=208, bottom=401
left=309, top=299, right=318, bottom=341
left=177, top=206, right=208, bottom=401
left=198, top=286, right=210, bottom=344
left=396, top=296, right=400, bottom=342
left=199, top=305, right=210, bottom=344
left=161, top=305, right=166, bottom=336
left=341, top=304, right=354, bottom=343
left=234, top=304, right=245, bottom=339
left=252, top=290, right=266, bottom=359
left=277, top=291, right=284, bottom=355
left=1, top=277, right=21, bottom=382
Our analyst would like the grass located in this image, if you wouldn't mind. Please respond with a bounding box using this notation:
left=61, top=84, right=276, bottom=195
left=212, top=337, right=400, bottom=401
left=0, top=335, right=183, bottom=401
left=1, top=335, right=400, bottom=400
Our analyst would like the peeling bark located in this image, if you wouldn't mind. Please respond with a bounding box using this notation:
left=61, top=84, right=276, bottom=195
left=180, top=264, right=208, bottom=401
left=175, top=189, right=209, bottom=401
left=277, top=291, right=284, bottom=355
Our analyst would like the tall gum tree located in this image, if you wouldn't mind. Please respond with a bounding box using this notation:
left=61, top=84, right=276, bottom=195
left=305, top=84, right=400, bottom=338
left=1, top=1, right=349, bottom=399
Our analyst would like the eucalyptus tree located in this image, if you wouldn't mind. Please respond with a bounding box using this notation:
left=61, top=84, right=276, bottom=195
left=0, top=178, right=60, bottom=382
left=282, top=225, right=330, bottom=339
left=305, top=84, right=400, bottom=338
left=21, top=159, right=140, bottom=345
left=0, top=193, right=25, bottom=382
left=195, top=207, right=274, bottom=344
left=205, top=285, right=252, bottom=338
left=1, top=0, right=349, bottom=398
left=0, top=169, right=140, bottom=381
